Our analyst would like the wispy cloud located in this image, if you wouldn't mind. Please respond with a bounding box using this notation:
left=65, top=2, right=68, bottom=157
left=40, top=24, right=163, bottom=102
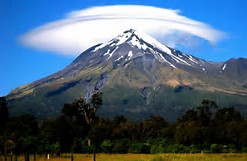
left=19, top=5, right=226, bottom=56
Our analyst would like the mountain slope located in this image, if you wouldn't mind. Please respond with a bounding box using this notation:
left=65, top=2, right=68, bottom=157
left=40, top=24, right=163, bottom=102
left=7, top=29, right=247, bottom=121
left=220, top=58, right=247, bottom=82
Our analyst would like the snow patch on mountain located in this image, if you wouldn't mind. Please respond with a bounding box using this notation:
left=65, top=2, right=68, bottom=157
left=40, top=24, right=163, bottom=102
left=103, top=49, right=110, bottom=56
left=116, top=32, right=132, bottom=46
left=103, top=47, right=119, bottom=60
left=127, top=51, right=133, bottom=60
left=93, top=43, right=106, bottom=52
left=134, top=30, right=172, bottom=55
left=188, top=55, right=199, bottom=64
left=107, top=47, right=119, bottom=60
left=158, top=53, right=177, bottom=68
left=115, top=55, right=123, bottom=62
left=129, top=36, right=148, bottom=50
left=222, top=64, right=227, bottom=71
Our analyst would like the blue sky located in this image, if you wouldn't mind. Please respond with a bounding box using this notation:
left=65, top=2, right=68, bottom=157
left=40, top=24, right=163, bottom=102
left=1, top=0, right=247, bottom=96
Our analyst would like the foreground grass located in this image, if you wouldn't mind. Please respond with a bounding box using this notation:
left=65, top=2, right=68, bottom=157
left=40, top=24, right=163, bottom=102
left=3, top=153, right=247, bottom=161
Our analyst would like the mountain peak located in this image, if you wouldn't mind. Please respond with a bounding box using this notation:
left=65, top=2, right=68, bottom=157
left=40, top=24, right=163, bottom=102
left=90, top=29, right=209, bottom=70
left=118, top=28, right=172, bottom=54
left=123, top=28, right=136, bottom=34
left=93, top=29, right=170, bottom=52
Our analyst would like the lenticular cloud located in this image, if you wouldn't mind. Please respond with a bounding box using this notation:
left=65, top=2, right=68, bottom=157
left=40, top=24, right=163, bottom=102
left=19, top=5, right=225, bottom=56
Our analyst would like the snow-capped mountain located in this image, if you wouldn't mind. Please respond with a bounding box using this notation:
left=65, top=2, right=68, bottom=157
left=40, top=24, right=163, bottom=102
left=7, top=29, right=247, bottom=121
left=91, top=29, right=204, bottom=69
left=73, top=29, right=215, bottom=73
left=109, top=29, right=206, bottom=66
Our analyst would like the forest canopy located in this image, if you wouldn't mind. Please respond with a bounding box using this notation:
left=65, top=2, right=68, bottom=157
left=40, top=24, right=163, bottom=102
left=1, top=96, right=247, bottom=155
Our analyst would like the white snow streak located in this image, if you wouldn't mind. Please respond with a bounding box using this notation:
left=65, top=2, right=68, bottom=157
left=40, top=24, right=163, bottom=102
left=115, top=55, right=124, bottom=61
left=188, top=55, right=199, bottom=64
left=222, top=64, right=227, bottom=70
left=116, top=32, right=132, bottom=45
left=129, top=36, right=148, bottom=50
left=127, top=51, right=133, bottom=60
left=107, top=47, right=119, bottom=59
left=158, top=53, right=176, bottom=68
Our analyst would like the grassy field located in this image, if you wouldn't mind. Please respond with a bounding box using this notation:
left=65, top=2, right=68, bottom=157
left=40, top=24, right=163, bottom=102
left=6, top=153, right=246, bottom=161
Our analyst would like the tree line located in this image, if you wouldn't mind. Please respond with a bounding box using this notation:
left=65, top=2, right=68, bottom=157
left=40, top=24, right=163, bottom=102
left=1, top=95, right=247, bottom=158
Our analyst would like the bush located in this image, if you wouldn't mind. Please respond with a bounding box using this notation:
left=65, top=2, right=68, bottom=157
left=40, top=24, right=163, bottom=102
left=150, top=144, right=165, bottom=154
left=179, top=144, right=190, bottom=153
left=228, top=144, right=237, bottom=153
left=128, top=143, right=150, bottom=154
left=112, top=139, right=129, bottom=153
left=166, top=144, right=179, bottom=153
left=50, top=142, right=61, bottom=156
left=165, top=144, right=190, bottom=153
left=100, top=140, right=112, bottom=153
left=210, top=144, right=221, bottom=153
left=190, top=145, right=199, bottom=153
left=241, top=147, right=247, bottom=153
left=150, top=138, right=170, bottom=154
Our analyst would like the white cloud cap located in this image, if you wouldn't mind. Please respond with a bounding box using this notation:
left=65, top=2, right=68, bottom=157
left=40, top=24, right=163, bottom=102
left=19, top=5, right=226, bottom=56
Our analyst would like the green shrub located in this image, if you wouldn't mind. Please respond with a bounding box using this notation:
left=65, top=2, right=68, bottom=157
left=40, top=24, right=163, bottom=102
left=225, top=144, right=238, bottom=153
left=150, top=144, right=166, bottom=154
left=165, top=144, right=190, bottom=153
left=50, top=142, right=61, bottom=156
left=150, top=138, right=171, bottom=154
left=112, top=139, right=129, bottom=153
left=100, top=140, right=112, bottom=153
left=166, top=144, right=180, bottom=153
left=241, top=147, right=247, bottom=153
left=128, top=143, right=150, bottom=154
left=190, top=145, right=199, bottom=153
left=210, top=144, right=221, bottom=153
